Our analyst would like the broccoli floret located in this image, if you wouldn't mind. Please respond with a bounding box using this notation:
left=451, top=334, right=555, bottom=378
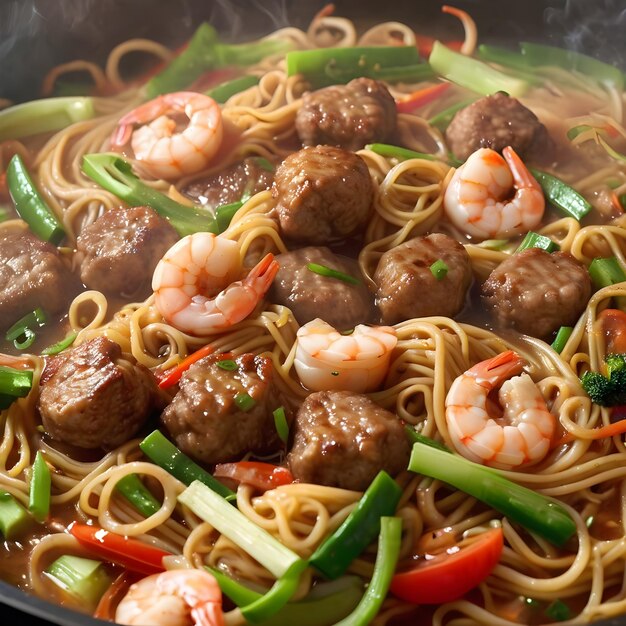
left=581, top=353, right=626, bottom=407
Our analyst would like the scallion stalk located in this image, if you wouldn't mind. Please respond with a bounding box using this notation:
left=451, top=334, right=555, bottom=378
left=29, top=451, right=51, bottom=522
left=5, top=307, right=47, bottom=351
left=588, top=257, right=626, bottom=290
left=515, top=231, right=560, bottom=254
left=306, top=263, right=361, bottom=285
left=207, top=75, right=260, bottom=103
left=215, top=200, right=243, bottom=233
left=273, top=407, right=289, bottom=445
left=529, top=169, right=592, bottom=221
left=41, top=332, right=77, bottom=356
left=365, top=143, right=438, bottom=161
left=551, top=326, right=574, bottom=354
left=46, top=555, right=112, bottom=608
left=428, top=98, right=475, bottom=131
left=0, top=491, right=32, bottom=540
left=115, top=474, right=161, bottom=518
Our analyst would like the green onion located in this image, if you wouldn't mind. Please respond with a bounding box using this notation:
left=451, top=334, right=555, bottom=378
left=428, top=98, right=475, bottom=131
left=551, top=326, right=574, bottom=354
left=588, top=257, right=626, bottom=290
left=334, top=517, right=402, bottom=626
left=216, top=359, right=238, bottom=371
left=408, top=438, right=576, bottom=546
left=477, top=44, right=532, bottom=73
left=515, top=231, right=560, bottom=254
left=82, top=154, right=217, bottom=237
left=0, top=367, right=34, bottom=410
left=41, top=332, right=77, bottom=356
left=529, top=168, right=592, bottom=221
left=306, top=263, right=361, bottom=285
left=365, top=143, right=438, bottom=161
left=429, top=41, right=528, bottom=97
left=45, top=555, right=111, bottom=609
left=476, top=239, right=510, bottom=251
left=429, top=259, right=449, bottom=280
left=6, top=155, right=66, bottom=245
left=29, top=451, right=51, bottom=523
left=0, top=491, right=32, bottom=540
left=545, top=599, right=571, bottom=622
left=405, top=426, right=451, bottom=452
left=287, top=46, right=432, bottom=88
left=310, top=471, right=402, bottom=580
left=566, top=124, right=595, bottom=140
left=179, top=480, right=303, bottom=578
left=234, top=392, right=257, bottom=412
left=5, top=307, right=47, bottom=351
left=0, top=97, right=95, bottom=142
left=115, top=474, right=161, bottom=518
left=215, top=200, right=243, bottom=233
left=139, top=430, right=235, bottom=501
left=207, top=75, right=260, bottom=103
left=273, top=407, right=289, bottom=445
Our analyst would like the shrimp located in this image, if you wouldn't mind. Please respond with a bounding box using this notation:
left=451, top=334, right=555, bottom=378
left=152, top=232, right=279, bottom=335
left=115, top=569, right=224, bottom=626
left=443, top=146, right=545, bottom=241
left=110, top=92, right=223, bottom=180
left=294, top=318, right=397, bottom=393
left=445, top=350, right=555, bottom=469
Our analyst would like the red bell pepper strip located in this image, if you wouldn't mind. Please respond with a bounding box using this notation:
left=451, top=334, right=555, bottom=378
left=395, top=83, right=450, bottom=114
left=390, top=526, right=503, bottom=604
left=70, top=524, right=171, bottom=576
left=156, top=344, right=216, bottom=389
left=213, top=462, right=294, bottom=491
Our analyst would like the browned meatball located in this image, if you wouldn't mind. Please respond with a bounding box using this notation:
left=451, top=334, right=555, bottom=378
left=161, top=353, right=281, bottom=464
left=269, top=247, right=376, bottom=329
left=38, top=337, right=157, bottom=449
left=0, top=230, right=76, bottom=330
left=445, top=92, right=554, bottom=162
left=287, top=390, right=410, bottom=491
left=374, top=233, right=472, bottom=324
left=482, top=248, right=592, bottom=339
left=76, top=206, right=178, bottom=298
left=183, top=157, right=274, bottom=209
left=273, top=145, right=373, bottom=244
left=296, top=78, right=397, bottom=151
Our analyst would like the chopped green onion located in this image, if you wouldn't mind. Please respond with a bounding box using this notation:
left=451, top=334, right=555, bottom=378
left=5, top=307, right=47, bottom=351
left=408, top=438, right=576, bottom=546
left=545, top=599, right=571, bottom=622
left=566, top=124, right=595, bottom=141
left=429, top=41, right=528, bottom=97
left=428, top=98, right=475, bottom=131
left=45, top=555, right=111, bottom=608
left=529, top=168, right=592, bottom=221
left=215, top=200, right=243, bottom=233
left=0, top=491, right=32, bottom=540
left=273, top=407, right=289, bottom=445
left=6, top=155, right=66, bottom=245
left=551, top=326, right=574, bottom=354
left=287, top=46, right=432, bottom=88
left=253, top=156, right=275, bottom=172
left=207, top=75, right=260, bottom=103
left=476, top=239, right=509, bottom=251
left=588, top=257, right=626, bottom=290
left=216, top=359, right=238, bottom=371
left=405, top=426, right=451, bottom=452
left=41, top=332, right=77, bottom=356
left=139, top=430, right=235, bottom=501
left=477, top=44, right=532, bottom=73
left=334, top=517, right=402, bottom=626
left=596, top=134, right=626, bottom=164
left=515, top=231, right=560, bottom=254
left=0, top=97, right=95, bottom=142
left=310, top=471, right=402, bottom=580
left=365, top=143, right=438, bottom=161
left=306, top=263, right=360, bottom=285
left=115, top=474, right=161, bottom=518
left=429, top=259, right=449, bottom=280
left=234, top=392, right=257, bottom=412
left=179, top=480, right=302, bottom=578
left=29, top=451, right=51, bottom=523
left=0, top=367, right=34, bottom=410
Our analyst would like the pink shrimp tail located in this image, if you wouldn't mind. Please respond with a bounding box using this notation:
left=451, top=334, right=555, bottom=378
left=110, top=123, right=133, bottom=149
left=192, top=602, right=225, bottom=626
left=502, top=146, right=541, bottom=192
left=248, top=253, right=279, bottom=294
left=469, top=349, right=525, bottom=387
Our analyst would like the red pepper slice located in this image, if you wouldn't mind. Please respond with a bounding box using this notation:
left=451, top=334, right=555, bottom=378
left=390, top=527, right=503, bottom=604
left=213, top=462, right=295, bottom=491
left=156, top=344, right=217, bottom=389
left=70, top=523, right=171, bottom=576
left=395, top=83, right=450, bottom=114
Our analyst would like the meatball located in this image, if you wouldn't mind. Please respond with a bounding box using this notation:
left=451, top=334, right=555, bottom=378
left=273, top=145, right=373, bottom=244
left=183, top=157, right=274, bottom=209
left=482, top=248, right=592, bottom=339
left=0, top=230, right=76, bottom=329
left=269, top=247, right=376, bottom=329
left=38, top=337, right=156, bottom=449
left=445, top=92, right=554, bottom=162
left=161, top=353, right=281, bottom=464
left=76, top=206, right=178, bottom=298
left=296, top=77, right=397, bottom=150
left=374, top=233, right=472, bottom=324
left=287, top=390, right=410, bottom=491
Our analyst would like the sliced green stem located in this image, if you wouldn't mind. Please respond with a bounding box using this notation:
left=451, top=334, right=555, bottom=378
left=588, top=257, right=626, bottom=289
left=428, top=98, right=475, bottom=131
left=41, top=332, right=77, bottom=356
left=429, top=259, right=449, bottom=280
left=29, top=451, right=51, bottom=522
left=115, top=474, right=161, bottom=517
left=529, top=168, right=592, bottom=221
left=0, top=366, right=33, bottom=398
left=5, top=307, right=47, bottom=351
left=0, top=491, right=32, bottom=540
left=551, top=327, right=574, bottom=354
left=365, top=143, right=438, bottom=161
left=306, top=263, right=360, bottom=285
left=46, top=555, right=111, bottom=608
left=515, top=231, right=560, bottom=254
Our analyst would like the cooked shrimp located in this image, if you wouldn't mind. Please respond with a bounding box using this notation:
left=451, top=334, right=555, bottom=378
left=443, top=146, right=545, bottom=241
left=111, top=92, right=223, bottom=180
left=115, top=569, right=224, bottom=626
left=445, top=350, right=555, bottom=469
left=152, top=232, right=278, bottom=335
left=294, top=318, right=397, bottom=393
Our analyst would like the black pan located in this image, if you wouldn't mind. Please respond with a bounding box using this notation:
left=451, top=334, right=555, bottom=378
left=0, top=0, right=625, bottom=623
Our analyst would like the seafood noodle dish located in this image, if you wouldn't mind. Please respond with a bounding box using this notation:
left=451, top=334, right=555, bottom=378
left=1, top=4, right=626, bottom=625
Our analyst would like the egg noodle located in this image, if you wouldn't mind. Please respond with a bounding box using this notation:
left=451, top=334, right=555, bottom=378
left=1, top=7, right=626, bottom=626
